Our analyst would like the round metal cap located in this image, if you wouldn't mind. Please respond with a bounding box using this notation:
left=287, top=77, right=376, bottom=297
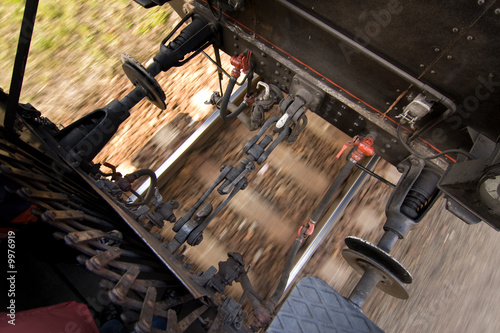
left=121, top=54, right=166, bottom=110
left=345, top=236, right=412, bottom=283
left=343, top=248, right=409, bottom=299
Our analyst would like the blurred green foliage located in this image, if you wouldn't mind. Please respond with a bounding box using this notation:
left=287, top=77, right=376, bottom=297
left=0, top=0, right=172, bottom=95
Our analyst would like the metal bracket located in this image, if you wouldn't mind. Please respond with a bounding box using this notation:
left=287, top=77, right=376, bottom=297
left=289, top=75, right=325, bottom=112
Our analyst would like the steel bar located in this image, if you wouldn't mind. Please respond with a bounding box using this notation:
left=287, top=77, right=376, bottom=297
left=353, top=162, right=396, bottom=188
left=4, top=0, right=39, bottom=131
left=285, top=155, right=380, bottom=290
left=77, top=256, right=168, bottom=294
left=111, top=265, right=141, bottom=302
left=135, top=79, right=257, bottom=196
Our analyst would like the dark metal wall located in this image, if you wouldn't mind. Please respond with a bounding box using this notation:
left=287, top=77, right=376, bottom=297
left=192, top=0, right=499, bottom=166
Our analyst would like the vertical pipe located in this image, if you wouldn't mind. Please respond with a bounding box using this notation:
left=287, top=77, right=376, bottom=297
left=4, top=0, right=39, bottom=131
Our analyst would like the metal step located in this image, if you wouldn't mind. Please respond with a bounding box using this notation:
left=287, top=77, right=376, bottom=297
left=267, top=276, right=383, bottom=333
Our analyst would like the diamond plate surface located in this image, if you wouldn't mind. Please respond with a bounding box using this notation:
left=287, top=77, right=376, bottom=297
left=267, top=276, right=384, bottom=333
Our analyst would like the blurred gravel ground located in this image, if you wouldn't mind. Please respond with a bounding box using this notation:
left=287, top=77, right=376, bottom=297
left=2, top=2, right=500, bottom=332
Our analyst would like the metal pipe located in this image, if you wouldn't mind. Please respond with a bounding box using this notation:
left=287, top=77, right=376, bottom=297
left=285, top=155, right=379, bottom=290
left=4, top=0, right=39, bottom=131
left=274, top=0, right=456, bottom=113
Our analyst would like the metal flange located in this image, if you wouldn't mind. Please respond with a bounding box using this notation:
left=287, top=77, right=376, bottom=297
left=121, top=54, right=166, bottom=110
left=345, top=236, right=412, bottom=284
left=342, top=248, right=409, bottom=299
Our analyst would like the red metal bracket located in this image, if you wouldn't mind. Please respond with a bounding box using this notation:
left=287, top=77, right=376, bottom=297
left=230, top=51, right=252, bottom=78
left=296, top=221, right=315, bottom=243
left=336, top=136, right=375, bottom=162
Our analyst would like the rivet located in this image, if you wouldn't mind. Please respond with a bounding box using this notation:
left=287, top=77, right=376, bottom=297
left=353, top=122, right=359, bottom=127
left=333, top=118, right=338, bottom=123
left=489, top=73, right=494, bottom=78
left=431, top=70, right=436, bottom=74
left=391, top=138, right=398, bottom=143
left=385, top=143, right=392, bottom=149
left=381, top=148, right=386, bottom=153
left=234, top=43, right=239, bottom=48
left=341, top=104, right=347, bottom=109
left=452, top=27, right=459, bottom=33
left=337, top=111, right=343, bottom=116
left=274, top=70, right=280, bottom=75
left=478, top=0, right=485, bottom=5
left=434, top=47, right=441, bottom=52
left=276, top=62, right=281, bottom=67
left=467, top=35, right=474, bottom=41
left=233, top=35, right=238, bottom=40
left=495, top=8, right=500, bottom=14
left=260, top=61, right=265, bottom=66
left=261, top=52, right=266, bottom=57
left=348, top=128, right=353, bottom=133
left=358, top=116, right=364, bottom=121
left=419, top=64, right=425, bottom=68
left=283, top=77, right=288, bottom=82
left=447, top=55, right=453, bottom=60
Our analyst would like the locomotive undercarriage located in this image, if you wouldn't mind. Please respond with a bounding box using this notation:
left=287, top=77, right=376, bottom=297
left=1, top=0, right=499, bottom=332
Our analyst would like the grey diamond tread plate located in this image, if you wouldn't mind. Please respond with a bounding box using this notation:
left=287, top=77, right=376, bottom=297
left=267, top=276, right=384, bottom=333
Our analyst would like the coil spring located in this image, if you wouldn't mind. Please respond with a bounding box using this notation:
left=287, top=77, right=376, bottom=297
left=401, top=169, right=440, bottom=220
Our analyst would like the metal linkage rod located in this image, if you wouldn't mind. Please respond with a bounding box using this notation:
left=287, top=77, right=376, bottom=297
left=286, top=155, right=379, bottom=290
left=167, top=116, right=292, bottom=252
